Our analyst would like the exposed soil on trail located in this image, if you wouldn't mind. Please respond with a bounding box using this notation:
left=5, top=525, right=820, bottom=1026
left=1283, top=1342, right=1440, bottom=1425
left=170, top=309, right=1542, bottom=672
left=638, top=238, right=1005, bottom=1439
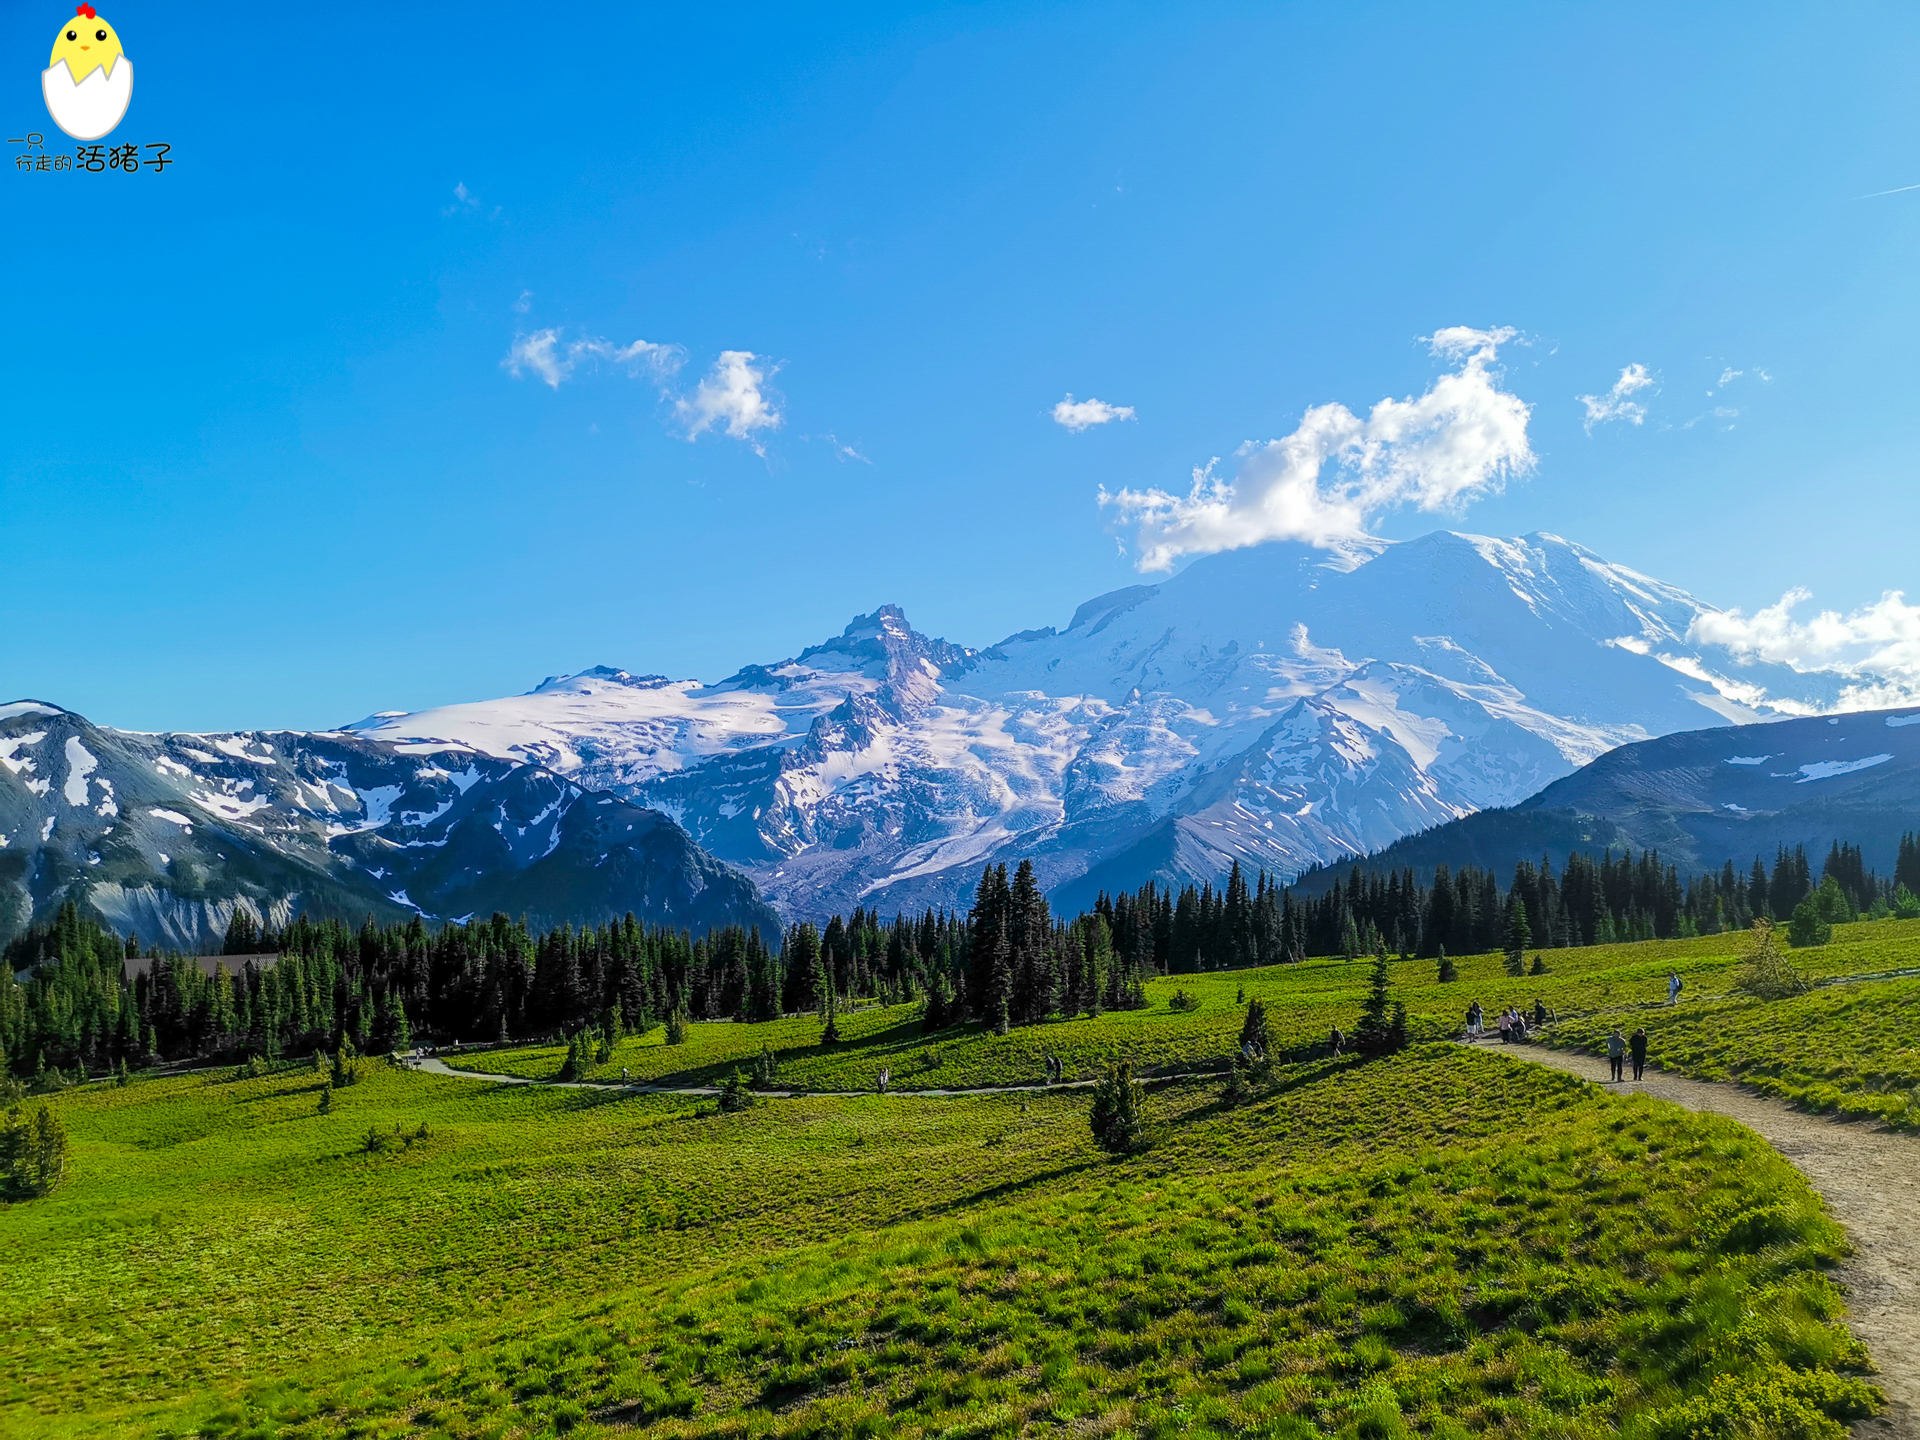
left=1485, top=1040, right=1919, bottom=1439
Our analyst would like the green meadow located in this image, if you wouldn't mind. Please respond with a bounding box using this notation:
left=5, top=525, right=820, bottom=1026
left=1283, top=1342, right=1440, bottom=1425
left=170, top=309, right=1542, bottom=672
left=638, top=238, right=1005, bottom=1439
left=446, top=917, right=1920, bottom=1102
left=4, top=920, right=1911, bottom=1437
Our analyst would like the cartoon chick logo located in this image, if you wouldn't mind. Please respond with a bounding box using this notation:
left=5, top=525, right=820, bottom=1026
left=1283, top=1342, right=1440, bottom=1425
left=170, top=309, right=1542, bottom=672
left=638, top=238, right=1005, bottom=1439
left=43, top=4, right=132, bottom=141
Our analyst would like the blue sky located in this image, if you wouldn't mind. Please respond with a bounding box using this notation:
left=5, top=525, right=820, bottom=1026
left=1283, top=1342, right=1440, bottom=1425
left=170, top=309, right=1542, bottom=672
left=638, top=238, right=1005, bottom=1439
left=7, top=1, right=1920, bottom=732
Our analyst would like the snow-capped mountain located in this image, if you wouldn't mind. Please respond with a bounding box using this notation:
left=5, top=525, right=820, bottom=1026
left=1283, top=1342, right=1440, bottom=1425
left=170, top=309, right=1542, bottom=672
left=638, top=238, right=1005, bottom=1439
left=1288, top=703, right=1920, bottom=892
left=0, top=702, right=776, bottom=949
left=349, top=530, right=1856, bottom=918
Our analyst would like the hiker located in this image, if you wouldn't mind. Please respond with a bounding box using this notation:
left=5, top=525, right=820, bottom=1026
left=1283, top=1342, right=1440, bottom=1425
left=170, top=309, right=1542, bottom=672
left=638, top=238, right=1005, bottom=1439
left=1466, top=1001, right=1483, bottom=1039
left=1328, top=1024, right=1345, bottom=1056
left=621, top=1067, right=630, bottom=1083
left=1667, top=972, right=1683, bottom=1006
left=1607, top=1027, right=1627, bottom=1082
left=1496, top=1009, right=1511, bottom=1044
left=877, top=1067, right=890, bottom=1094
left=1532, top=998, right=1549, bottom=1028
left=1630, top=1027, right=1648, bottom=1081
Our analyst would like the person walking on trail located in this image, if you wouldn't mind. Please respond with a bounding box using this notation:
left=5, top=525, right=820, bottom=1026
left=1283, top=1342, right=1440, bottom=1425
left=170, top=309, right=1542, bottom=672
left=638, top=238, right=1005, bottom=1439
left=1466, top=1001, right=1483, bottom=1039
left=1328, top=1025, right=1345, bottom=1057
left=1629, top=1027, right=1648, bottom=1082
left=621, top=1067, right=630, bottom=1084
left=1667, top=972, right=1683, bottom=1006
left=1607, top=1027, right=1627, bottom=1082
left=877, top=1067, right=890, bottom=1094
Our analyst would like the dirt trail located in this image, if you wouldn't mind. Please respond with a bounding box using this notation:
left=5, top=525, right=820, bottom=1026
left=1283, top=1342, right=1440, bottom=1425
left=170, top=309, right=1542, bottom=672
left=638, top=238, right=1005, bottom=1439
left=405, top=1053, right=1100, bottom=1097
left=410, top=1044, right=1916, bottom=1433
left=1485, top=1041, right=1918, bottom=1438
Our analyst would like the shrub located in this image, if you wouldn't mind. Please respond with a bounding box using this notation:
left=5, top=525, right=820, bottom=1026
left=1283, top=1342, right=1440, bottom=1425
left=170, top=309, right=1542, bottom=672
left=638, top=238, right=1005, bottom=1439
left=317, top=1083, right=334, bottom=1115
left=1088, top=1062, right=1146, bottom=1155
left=1, top=1104, right=68, bottom=1199
left=750, top=1045, right=779, bottom=1089
left=1734, top=921, right=1812, bottom=999
left=719, top=1069, right=756, bottom=1113
left=1168, top=989, right=1200, bottom=1014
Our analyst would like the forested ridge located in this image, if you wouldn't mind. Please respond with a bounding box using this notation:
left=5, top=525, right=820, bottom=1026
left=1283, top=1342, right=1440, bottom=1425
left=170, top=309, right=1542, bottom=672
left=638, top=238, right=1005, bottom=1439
left=6, top=835, right=1918, bottom=1081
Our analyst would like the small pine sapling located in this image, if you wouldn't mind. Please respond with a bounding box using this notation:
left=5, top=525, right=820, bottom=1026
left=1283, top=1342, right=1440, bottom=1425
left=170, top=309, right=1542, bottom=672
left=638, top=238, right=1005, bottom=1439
left=1436, top=945, right=1456, bottom=983
left=1089, top=1062, right=1146, bottom=1155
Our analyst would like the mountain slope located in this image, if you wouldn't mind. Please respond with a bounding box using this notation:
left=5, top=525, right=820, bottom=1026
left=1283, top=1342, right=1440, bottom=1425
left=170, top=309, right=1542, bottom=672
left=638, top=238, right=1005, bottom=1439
left=1287, top=704, right=1920, bottom=892
left=349, top=530, right=1862, bottom=917
left=0, top=702, right=777, bottom=949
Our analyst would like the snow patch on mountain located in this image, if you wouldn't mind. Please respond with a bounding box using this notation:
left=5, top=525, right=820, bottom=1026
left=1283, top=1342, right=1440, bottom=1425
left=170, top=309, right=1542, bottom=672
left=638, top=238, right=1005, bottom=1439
left=342, top=530, right=1872, bottom=917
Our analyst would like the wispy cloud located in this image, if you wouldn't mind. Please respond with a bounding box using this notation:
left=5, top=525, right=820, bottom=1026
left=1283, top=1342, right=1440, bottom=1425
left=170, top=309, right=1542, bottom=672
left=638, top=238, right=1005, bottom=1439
left=1577, top=363, right=1655, bottom=431
left=502, top=329, right=684, bottom=390
left=512, top=290, right=532, bottom=314
left=808, top=432, right=870, bottom=464
left=1690, top=588, right=1920, bottom=702
left=1100, top=327, right=1532, bottom=573
left=1053, top=395, right=1136, bottom=431
left=674, top=351, right=782, bottom=455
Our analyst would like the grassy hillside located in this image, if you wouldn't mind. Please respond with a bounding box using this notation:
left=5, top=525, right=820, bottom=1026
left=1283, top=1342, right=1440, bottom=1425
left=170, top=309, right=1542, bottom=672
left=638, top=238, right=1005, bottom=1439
left=0, top=1045, right=1882, bottom=1438
left=445, top=917, right=1920, bottom=1095
left=1553, top=976, right=1920, bottom=1127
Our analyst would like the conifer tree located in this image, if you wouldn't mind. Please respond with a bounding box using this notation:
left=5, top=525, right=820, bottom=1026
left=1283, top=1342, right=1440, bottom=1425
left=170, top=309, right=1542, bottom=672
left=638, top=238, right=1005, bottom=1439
left=1436, top=944, right=1456, bottom=983
left=1237, top=998, right=1270, bottom=1057
left=1088, top=1062, right=1146, bottom=1155
left=1502, top=895, right=1531, bottom=977
left=1352, top=947, right=1404, bottom=1058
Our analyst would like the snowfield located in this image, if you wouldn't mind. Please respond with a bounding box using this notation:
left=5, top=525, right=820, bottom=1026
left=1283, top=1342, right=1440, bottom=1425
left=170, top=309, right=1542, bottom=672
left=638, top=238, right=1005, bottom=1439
left=348, top=530, right=1864, bottom=916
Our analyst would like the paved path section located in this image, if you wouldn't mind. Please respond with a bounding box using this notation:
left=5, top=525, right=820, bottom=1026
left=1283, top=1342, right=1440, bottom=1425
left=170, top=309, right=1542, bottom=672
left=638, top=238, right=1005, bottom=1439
left=1478, top=1040, right=1918, bottom=1439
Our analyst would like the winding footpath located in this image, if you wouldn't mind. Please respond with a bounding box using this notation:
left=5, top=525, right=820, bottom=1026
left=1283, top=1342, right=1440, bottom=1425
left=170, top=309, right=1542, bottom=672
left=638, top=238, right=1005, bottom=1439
left=1484, top=1041, right=1918, bottom=1439
left=408, top=1046, right=1916, bottom=1435
left=404, top=1053, right=1101, bottom=1097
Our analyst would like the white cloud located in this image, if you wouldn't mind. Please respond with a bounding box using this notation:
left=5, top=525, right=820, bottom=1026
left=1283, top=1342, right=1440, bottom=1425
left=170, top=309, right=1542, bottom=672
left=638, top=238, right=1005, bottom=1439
left=809, top=432, right=870, bottom=464
left=1716, top=366, right=1742, bottom=388
left=1577, top=363, right=1655, bottom=431
left=1101, top=325, right=1532, bottom=573
left=675, top=351, right=782, bottom=454
left=502, top=329, right=683, bottom=390
left=1690, top=588, right=1920, bottom=699
left=512, top=289, right=532, bottom=314
left=1053, top=395, right=1136, bottom=431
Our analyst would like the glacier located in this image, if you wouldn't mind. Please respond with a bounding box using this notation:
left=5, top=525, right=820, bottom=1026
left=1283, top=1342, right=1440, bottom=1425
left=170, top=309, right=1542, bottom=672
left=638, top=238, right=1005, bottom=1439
left=348, top=530, right=1864, bottom=918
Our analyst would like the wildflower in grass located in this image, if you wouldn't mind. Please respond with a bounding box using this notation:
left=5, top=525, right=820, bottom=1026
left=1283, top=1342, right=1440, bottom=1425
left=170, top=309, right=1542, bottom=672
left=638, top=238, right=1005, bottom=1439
left=1088, top=1062, right=1146, bottom=1154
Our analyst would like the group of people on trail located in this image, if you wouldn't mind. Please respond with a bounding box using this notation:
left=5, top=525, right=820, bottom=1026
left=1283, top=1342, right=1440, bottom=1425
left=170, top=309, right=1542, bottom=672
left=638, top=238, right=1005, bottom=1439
left=1043, top=1053, right=1066, bottom=1084
left=1606, top=1026, right=1649, bottom=1082
left=1464, top=1000, right=1555, bottom=1044
left=876, top=1066, right=891, bottom=1093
